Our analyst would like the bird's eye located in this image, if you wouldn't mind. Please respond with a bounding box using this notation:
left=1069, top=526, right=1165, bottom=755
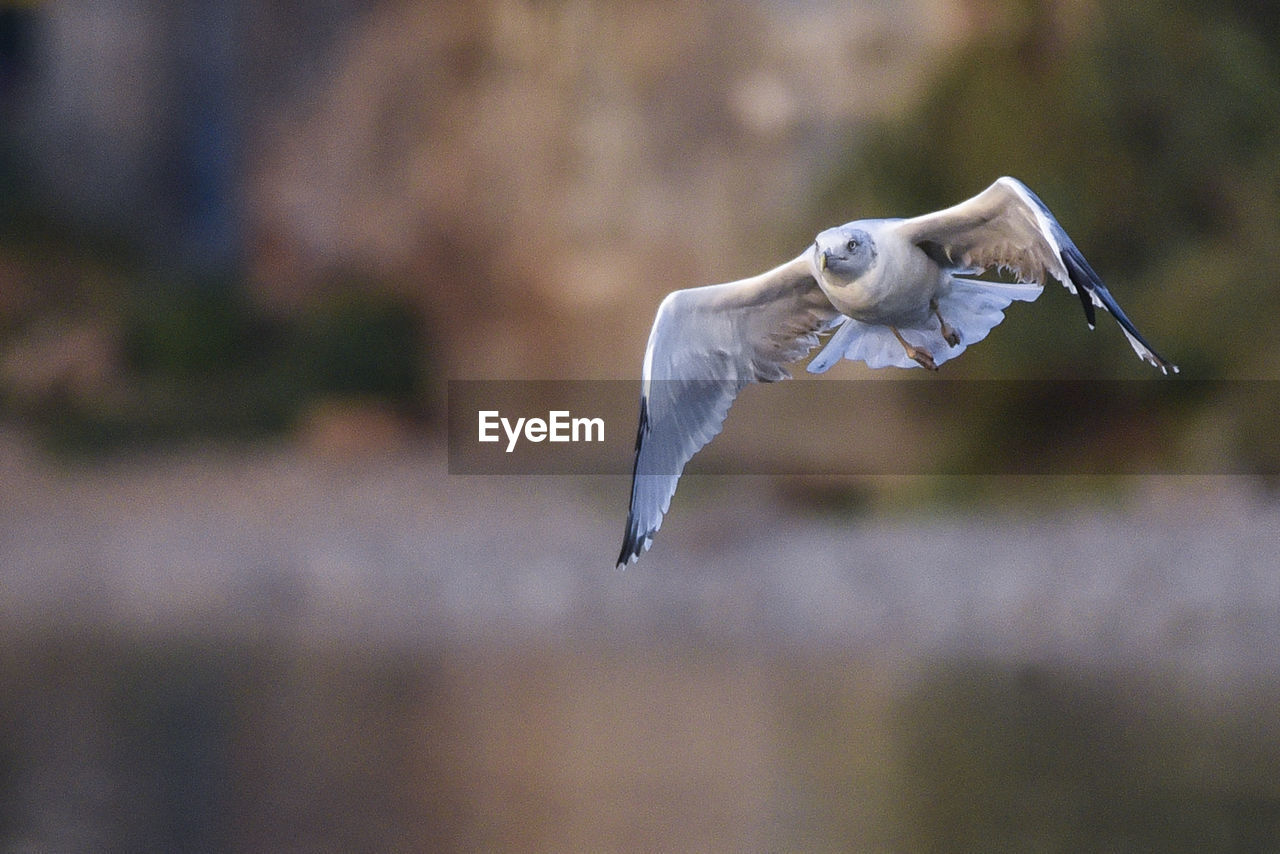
left=846, top=238, right=859, bottom=252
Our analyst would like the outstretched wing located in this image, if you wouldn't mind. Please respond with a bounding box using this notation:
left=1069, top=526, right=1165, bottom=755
left=894, top=176, right=1177, bottom=373
left=618, top=254, right=840, bottom=567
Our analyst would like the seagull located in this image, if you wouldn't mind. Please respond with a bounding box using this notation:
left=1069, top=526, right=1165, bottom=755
left=617, top=177, right=1177, bottom=567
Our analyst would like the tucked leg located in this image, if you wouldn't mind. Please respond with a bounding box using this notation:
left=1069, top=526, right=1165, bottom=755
left=891, top=325, right=938, bottom=370
left=931, top=298, right=961, bottom=347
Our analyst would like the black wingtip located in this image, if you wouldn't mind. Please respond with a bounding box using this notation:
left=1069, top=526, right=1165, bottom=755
left=1022, top=182, right=1175, bottom=371
left=1061, top=242, right=1177, bottom=372
left=1075, top=273, right=1097, bottom=328
left=616, top=516, right=641, bottom=568
left=616, top=394, right=650, bottom=569
left=1061, top=244, right=1098, bottom=328
left=616, top=512, right=656, bottom=568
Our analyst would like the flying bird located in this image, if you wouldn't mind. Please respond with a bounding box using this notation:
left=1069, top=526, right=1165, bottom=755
left=617, top=177, right=1177, bottom=567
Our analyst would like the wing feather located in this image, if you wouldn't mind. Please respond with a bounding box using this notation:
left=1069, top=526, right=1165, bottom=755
left=896, top=177, right=1176, bottom=373
left=617, top=254, right=840, bottom=566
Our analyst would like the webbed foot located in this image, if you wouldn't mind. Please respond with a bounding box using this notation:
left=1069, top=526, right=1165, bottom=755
left=891, top=325, right=939, bottom=371
left=931, top=299, right=961, bottom=347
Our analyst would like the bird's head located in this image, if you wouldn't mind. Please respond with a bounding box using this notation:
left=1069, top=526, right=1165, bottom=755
left=812, top=225, right=877, bottom=283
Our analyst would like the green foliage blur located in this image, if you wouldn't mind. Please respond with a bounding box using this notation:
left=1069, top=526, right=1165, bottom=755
left=819, top=0, right=1280, bottom=379
left=0, top=224, right=430, bottom=452
left=815, top=0, right=1280, bottom=474
left=114, top=278, right=429, bottom=448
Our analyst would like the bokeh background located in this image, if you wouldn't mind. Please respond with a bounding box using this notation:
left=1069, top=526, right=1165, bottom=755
left=3, top=0, right=1280, bottom=849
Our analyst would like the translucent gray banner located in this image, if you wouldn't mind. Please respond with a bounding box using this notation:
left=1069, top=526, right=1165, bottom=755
left=447, top=379, right=1278, bottom=475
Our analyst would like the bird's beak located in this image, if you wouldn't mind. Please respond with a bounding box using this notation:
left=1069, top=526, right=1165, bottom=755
left=817, top=249, right=827, bottom=272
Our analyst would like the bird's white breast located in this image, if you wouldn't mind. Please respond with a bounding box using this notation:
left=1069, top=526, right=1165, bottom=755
left=815, top=223, right=945, bottom=325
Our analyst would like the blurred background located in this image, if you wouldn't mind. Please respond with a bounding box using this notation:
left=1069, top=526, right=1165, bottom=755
left=2, top=0, right=1280, bottom=849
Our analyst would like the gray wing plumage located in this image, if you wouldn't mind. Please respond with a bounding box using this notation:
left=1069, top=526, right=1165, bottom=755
left=895, top=176, right=1177, bottom=373
left=617, top=254, right=840, bottom=567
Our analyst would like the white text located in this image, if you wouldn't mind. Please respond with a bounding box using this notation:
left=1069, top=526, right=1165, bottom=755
left=478, top=410, right=605, bottom=452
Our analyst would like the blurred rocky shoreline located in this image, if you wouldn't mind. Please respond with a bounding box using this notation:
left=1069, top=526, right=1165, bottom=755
left=3, top=430, right=1277, bottom=679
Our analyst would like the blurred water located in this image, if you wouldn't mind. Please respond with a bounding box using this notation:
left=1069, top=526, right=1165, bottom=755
left=3, top=438, right=1280, bottom=849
